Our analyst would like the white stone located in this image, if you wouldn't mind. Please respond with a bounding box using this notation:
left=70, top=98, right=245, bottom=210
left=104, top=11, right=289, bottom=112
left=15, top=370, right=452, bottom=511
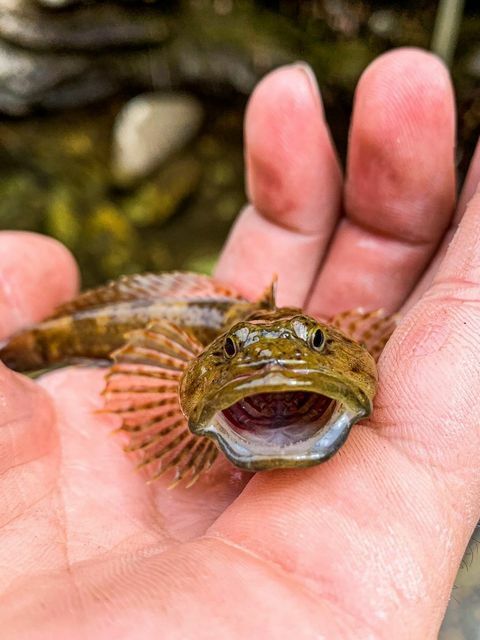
left=112, top=92, right=203, bottom=185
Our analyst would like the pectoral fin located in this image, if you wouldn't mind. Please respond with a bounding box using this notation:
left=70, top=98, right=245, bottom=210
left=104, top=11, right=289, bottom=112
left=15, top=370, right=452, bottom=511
left=103, top=321, right=218, bottom=487
left=330, top=309, right=398, bottom=361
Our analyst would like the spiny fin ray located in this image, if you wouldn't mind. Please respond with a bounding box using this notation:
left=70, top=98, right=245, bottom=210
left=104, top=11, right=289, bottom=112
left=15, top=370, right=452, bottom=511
left=329, top=308, right=398, bottom=361
left=53, top=271, right=244, bottom=318
left=103, top=320, right=217, bottom=486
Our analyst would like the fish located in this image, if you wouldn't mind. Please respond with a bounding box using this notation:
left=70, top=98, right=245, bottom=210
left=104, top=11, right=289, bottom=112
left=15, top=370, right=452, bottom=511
left=0, top=271, right=396, bottom=486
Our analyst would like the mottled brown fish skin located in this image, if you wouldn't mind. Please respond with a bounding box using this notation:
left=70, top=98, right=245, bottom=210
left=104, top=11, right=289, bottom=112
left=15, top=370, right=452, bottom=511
left=0, top=298, right=268, bottom=372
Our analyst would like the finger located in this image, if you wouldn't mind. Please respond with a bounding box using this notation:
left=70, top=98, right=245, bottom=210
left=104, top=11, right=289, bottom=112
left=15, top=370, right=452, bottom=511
left=208, top=190, right=480, bottom=636
left=406, top=136, right=480, bottom=308
left=216, top=64, right=342, bottom=307
left=308, top=48, right=456, bottom=318
left=0, top=231, right=79, bottom=339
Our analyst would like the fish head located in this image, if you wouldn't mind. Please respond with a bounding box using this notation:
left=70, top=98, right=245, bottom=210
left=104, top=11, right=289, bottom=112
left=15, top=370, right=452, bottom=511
left=179, top=308, right=377, bottom=471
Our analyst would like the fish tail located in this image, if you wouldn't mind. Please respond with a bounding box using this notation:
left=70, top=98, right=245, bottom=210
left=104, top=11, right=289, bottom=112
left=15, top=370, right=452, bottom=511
left=0, top=315, right=79, bottom=372
left=0, top=328, right=47, bottom=372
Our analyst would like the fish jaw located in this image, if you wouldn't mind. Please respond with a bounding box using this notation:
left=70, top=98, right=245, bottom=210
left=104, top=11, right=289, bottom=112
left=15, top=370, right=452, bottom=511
left=184, top=368, right=372, bottom=471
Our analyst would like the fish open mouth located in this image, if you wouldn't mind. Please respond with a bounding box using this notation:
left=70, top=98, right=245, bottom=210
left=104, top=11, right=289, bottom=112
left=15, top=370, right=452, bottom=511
left=190, top=370, right=370, bottom=471
left=220, top=391, right=335, bottom=446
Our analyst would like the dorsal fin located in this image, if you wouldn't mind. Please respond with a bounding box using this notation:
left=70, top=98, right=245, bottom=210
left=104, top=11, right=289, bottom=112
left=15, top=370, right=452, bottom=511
left=258, top=276, right=277, bottom=310
left=52, top=271, right=245, bottom=318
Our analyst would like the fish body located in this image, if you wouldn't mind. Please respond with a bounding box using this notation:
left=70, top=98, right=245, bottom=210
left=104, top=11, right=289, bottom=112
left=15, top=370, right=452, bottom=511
left=0, top=271, right=396, bottom=485
left=0, top=273, right=272, bottom=371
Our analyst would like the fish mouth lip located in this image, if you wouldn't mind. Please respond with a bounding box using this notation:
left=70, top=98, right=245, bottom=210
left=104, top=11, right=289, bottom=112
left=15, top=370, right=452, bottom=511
left=189, top=369, right=370, bottom=471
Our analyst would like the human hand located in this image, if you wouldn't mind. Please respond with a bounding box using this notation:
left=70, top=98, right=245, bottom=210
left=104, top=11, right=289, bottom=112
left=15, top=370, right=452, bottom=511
left=1, top=47, right=479, bottom=639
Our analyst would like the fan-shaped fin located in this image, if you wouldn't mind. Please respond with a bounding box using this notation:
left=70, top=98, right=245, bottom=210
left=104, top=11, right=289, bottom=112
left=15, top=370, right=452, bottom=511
left=103, top=320, right=218, bottom=486
left=53, top=272, right=244, bottom=318
left=330, top=309, right=398, bottom=361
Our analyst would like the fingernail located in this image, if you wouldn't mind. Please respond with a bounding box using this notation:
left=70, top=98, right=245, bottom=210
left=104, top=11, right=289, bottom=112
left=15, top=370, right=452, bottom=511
left=291, top=62, right=324, bottom=115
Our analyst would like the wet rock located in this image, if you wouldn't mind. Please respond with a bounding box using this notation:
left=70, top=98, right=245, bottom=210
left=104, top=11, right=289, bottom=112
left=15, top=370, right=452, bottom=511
left=111, top=93, right=204, bottom=186
left=368, top=9, right=398, bottom=39
left=35, top=0, right=78, bottom=6
left=0, top=1, right=170, bottom=50
left=0, top=1, right=289, bottom=114
left=0, top=41, right=89, bottom=115
left=169, top=38, right=258, bottom=94
left=440, top=531, right=480, bottom=639
left=464, top=46, right=480, bottom=78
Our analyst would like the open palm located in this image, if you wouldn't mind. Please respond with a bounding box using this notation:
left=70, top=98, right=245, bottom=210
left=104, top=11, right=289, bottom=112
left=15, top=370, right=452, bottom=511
left=1, top=48, right=479, bottom=639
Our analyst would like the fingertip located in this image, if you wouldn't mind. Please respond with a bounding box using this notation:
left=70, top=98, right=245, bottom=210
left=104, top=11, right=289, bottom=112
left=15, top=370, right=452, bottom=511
left=346, top=46, right=455, bottom=243
left=352, top=47, right=455, bottom=158
left=355, top=45, right=454, bottom=144
left=246, top=62, right=324, bottom=126
left=359, top=46, right=451, bottom=91
left=245, top=62, right=341, bottom=233
left=0, top=231, right=80, bottom=337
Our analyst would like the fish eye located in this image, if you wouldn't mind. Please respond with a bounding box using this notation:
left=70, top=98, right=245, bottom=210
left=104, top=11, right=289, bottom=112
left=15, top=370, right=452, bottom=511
left=224, top=336, right=237, bottom=358
left=310, top=328, right=325, bottom=351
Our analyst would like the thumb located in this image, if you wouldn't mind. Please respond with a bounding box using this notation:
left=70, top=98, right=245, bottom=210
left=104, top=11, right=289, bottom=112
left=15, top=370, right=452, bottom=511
left=0, top=232, right=78, bottom=593
left=0, top=231, right=78, bottom=339
left=377, top=187, right=480, bottom=503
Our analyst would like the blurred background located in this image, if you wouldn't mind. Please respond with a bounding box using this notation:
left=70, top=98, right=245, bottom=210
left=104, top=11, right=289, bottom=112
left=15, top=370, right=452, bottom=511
left=0, top=0, right=478, bottom=637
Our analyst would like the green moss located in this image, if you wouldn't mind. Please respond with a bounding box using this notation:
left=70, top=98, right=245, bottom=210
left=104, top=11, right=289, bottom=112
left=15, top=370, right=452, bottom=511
left=122, top=156, right=202, bottom=227
left=46, top=188, right=81, bottom=246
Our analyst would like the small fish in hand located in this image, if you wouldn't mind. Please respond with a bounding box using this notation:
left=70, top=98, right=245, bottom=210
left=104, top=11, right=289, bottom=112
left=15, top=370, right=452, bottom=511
left=0, top=272, right=396, bottom=486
